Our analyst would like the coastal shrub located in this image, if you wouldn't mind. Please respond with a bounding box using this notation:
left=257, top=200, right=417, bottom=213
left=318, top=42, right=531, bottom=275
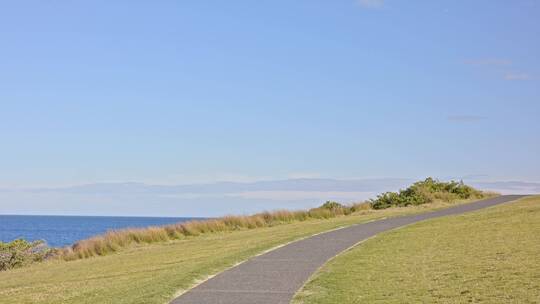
left=321, top=201, right=344, bottom=211
left=370, top=177, right=485, bottom=209
left=0, top=239, right=52, bottom=271
left=349, top=202, right=372, bottom=213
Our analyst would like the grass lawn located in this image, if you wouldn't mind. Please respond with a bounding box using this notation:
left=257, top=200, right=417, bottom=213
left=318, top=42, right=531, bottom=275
left=293, top=195, right=540, bottom=304
left=0, top=200, right=480, bottom=304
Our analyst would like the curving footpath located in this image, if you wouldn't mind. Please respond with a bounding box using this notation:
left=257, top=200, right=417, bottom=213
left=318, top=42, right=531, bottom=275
left=170, top=195, right=527, bottom=304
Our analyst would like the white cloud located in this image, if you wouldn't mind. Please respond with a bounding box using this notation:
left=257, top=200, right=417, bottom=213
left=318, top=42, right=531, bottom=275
left=464, top=59, right=532, bottom=81
left=504, top=73, right=531, bottom=81
left=471, top=181, right=540, bottom=195
left=357, top=0, right=384, bottom=9
left=287, top=172, right=322, bottom=179
left=226, top=191, right=375, bottom=202
left=146, top=172, right=276, bottom=185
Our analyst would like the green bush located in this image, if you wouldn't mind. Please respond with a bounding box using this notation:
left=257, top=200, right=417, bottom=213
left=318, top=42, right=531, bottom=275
left=0, top=239, right=52, bottom=271
left=370, top=178, right=485, bottom=210
left=318, top=201, right=352, bottom=215
left=320, top=201, right=345, bottom=211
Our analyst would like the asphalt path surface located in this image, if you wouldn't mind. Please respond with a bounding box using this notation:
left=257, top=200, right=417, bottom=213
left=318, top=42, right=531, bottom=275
left=170, top=195, right=527, bottom=304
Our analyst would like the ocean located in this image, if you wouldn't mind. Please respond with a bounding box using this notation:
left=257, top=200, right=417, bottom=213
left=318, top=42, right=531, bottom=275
left=0, top=215, right=198, bottom=247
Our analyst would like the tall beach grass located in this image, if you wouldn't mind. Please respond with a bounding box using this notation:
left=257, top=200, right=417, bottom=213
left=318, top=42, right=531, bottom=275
left=59, top=202, right=370, bottom=260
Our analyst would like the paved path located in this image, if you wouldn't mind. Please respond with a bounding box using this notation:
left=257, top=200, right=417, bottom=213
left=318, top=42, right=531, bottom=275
left=170, top=195, right=527, bottom=304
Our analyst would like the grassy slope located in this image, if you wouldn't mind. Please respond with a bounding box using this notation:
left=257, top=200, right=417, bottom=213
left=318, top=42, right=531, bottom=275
left=0, top=200, right=478, bottom=304
left=293, top=196, right=540, bottom=304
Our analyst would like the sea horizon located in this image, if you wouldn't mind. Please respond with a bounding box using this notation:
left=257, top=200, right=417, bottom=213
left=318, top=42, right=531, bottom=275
left=0, top=213, right=205, bottom=219
left=0, top=214, right=201, bottom=247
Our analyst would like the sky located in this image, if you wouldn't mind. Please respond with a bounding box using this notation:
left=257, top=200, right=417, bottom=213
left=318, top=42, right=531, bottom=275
left=0, top=1, right=539, bottom=216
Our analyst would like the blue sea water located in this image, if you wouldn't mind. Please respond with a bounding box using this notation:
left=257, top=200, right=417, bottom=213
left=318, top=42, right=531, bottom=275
left=0, top=215, right=197, bottom=247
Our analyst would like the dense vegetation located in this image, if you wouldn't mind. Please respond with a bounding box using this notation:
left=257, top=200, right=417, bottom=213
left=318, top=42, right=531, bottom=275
left=370, top=177, right=485, bottom=209
left=0, top=178, right=487, bottom=271
left=0, top=239, right=51, bottom=271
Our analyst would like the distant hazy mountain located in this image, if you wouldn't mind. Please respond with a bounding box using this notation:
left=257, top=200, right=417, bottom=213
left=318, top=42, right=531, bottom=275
left=470, top=181, right=540, bottom=194
left=30, top=178, right=414, bottom=194
left=1, top=178, right=537, bottom=217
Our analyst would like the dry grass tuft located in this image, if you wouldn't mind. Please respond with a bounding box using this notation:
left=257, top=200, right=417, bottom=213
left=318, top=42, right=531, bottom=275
left=59, top=203, right=369, bottom=261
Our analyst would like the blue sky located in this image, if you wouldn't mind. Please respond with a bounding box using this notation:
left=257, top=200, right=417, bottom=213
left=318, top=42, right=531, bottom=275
left=0, top=1, right=539, bottom=215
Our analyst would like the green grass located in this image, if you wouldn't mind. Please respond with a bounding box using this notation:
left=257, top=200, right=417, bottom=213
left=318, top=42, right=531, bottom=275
left=293, top=195, right=540, bottom=304
left=0, top=200, right=479, bottom=304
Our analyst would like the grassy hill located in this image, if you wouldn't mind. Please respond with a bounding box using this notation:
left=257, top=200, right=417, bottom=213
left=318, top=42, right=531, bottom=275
left=293, top=195, right=540, bottom=304
left=0, top=178, right=504, bottom=303
left=0, top=197, right=488, bottom=304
